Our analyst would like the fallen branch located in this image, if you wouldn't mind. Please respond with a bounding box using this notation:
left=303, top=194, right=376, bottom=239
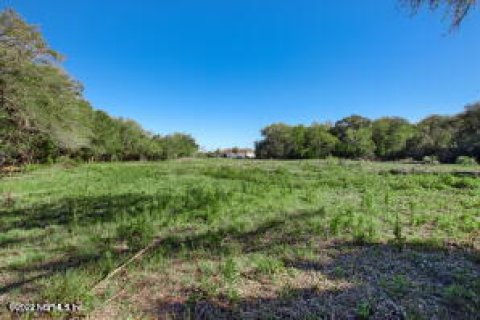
left=91, top=237, right=163, bottom=295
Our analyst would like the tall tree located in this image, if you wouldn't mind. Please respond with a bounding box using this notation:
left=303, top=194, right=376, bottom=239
left=454, top=103, right=480, bottom=160
left=372, top=117, right=415, bottom=159
left=304, top=123, right=338, bottom=159
left=0, top=9, right=198, bottom=165
left=331, top=115, right=376, bottom=159
left=406, top=115, right=457, bottom=161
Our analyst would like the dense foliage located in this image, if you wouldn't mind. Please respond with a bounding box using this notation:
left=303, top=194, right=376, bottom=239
left=0, top=9, right=198, bottom=165
left=256, top=103, right=480, bottom=163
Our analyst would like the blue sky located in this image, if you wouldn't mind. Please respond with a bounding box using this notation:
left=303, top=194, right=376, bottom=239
left=3, top=0, right=479, bottom=150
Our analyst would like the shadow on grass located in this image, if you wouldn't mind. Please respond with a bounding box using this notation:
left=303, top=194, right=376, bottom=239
left=0, top=193, right=478, bottom=319
left=0, top=192, right=163, bottom=233
left=0, top=207, right=320, bottom=296
left=138, top=211, right=479, bottom=319
left=147, top=242, right=479, bottom=319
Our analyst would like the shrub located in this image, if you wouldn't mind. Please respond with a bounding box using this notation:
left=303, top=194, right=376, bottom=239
left=455, top=156, right=478, bottom=166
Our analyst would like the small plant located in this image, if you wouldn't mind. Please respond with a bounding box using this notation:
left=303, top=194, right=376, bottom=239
left=408, top=201, right=416, bottom=226
left=361, top=191, right=374, bottom=213
left=443, top=284, right=476, bottom=307
left=393, top=213, right=405, bottom=251
left=381, top=275, right=410, bottom=298
left=254, top=256, right=285, bottom=276
left=116, top=214, right=155, bottom=249
left=41, top=270, right=95, bottom=307
left=221, top=257, right=239, bottom=285
left=332, top=266, right=346, bottom=278
left=356, top=301, right=372, bottom=319
left=99, top=250, right=116, bottom=277
left=199, top=276, right=219, bottom=297
left=455, top=156, right=478, bottom=166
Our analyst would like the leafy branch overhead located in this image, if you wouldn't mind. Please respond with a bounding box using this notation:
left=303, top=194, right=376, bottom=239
left=402, top=0, right=477, bottom=27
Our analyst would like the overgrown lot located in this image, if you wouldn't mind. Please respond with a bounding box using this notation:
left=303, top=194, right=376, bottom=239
left=0, top=159, right=479, bottom=319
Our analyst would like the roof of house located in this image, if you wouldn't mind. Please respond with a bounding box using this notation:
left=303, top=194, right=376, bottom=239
left=219, top=148, right=254, bottom=154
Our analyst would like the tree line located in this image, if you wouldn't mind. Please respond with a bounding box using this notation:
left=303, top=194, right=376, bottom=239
left=255, top=104, right=480, bottom=163
left=0, top=9, right=198, bottom=166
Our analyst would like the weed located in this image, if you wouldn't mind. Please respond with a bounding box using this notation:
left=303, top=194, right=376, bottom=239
left=116, top=214, right=155, bottom=249
left=381, top=275, right=410, bottom=298
left=221, top=257, right=239, bottom=285
left=356, top=301, right=372, bottom=319
left=393, top=213, right=406, bottom=251
left=40, top=270, right=95, bottom=308
left=254, top=256, right=285, bottom=276
left=1, top=159, right=478, bottom=318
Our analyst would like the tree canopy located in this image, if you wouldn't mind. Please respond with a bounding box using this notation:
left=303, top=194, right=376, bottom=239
left=0, top=9, right=198, bottom=165
left=256, top=105, right=480, bottom=163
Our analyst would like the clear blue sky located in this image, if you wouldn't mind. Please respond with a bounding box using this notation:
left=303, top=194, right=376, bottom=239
left=3, top=0, right=480, bottom=150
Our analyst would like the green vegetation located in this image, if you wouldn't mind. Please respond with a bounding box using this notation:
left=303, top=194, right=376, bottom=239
left=0, top=159, right=478, bottom=318
left=0, top=9, right=198, bottom=166
left=2, top=7, right=480, bottom=170
left=255, top=105, right=480, bottom=163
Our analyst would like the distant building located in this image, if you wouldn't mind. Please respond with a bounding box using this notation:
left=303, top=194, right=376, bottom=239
left=217, top=148, right=255, bottom=159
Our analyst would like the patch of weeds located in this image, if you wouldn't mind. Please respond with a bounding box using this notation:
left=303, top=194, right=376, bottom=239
left=356, top=300, right=373, bottom=320
left=225, top=286, right=240, bottom=302
left=361, top=191, right=375, bottom=214
left=443, top=284, right=477, bottom=309
left=405, top=306, right=426, bottom=320
left=380, top=275, right=410, bottom=298
left=393, top=213, right=406, bottom=251
left=221, top=257, right=240, bottom=285
left=116, top=214, right=155, bottom=249
left=279, top=284, right=300, bottom=300
left=199, top=276, right=219, bottom=297
left=8, top=251, right=46, bottom=270
left=332, top=266, right=346, bottom=278
left=352, top=215, right=378, bottom=244
left=98, top=250, right=116, bottom=277
left=254, top=256, right=285, bottom=276
left=198, top=260, right=216, bottom=276
left=40, top=270, right=96, bottom=309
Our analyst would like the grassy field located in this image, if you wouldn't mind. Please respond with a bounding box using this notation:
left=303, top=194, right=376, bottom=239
left=0, top=159, right=479, bottom=319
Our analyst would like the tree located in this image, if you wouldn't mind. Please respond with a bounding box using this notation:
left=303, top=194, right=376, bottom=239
left=454, top=103, right=480, bottom=160
left=401, top=0, right=477, bottom=28
left=406, top=115, right=457, bottom=161
left=332, top=115, right=375, bottom=159
left=159, top=133, right=198, bottom=159
left=372, top=117, right=415, bottom=159
left=304, top=123, right=338, bottom=159
left=0, top=9, right=199, bottom=165
left=255, top=123, right=295, bottom=159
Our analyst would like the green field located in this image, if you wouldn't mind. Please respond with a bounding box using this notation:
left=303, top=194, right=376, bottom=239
left=0, top=159, right=479, bottom=319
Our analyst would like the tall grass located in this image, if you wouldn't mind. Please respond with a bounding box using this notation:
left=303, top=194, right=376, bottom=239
left=0, top=159, right=478, bottom=317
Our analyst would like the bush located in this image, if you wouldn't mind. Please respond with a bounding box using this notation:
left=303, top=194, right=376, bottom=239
left=455, top=156, right=478, bottom=166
